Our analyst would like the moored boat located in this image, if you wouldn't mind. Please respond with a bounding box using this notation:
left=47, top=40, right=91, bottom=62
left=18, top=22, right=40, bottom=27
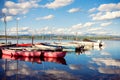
left=1, top=48, right=41, bottom=57
left=34, top=43, right=62, bottom=51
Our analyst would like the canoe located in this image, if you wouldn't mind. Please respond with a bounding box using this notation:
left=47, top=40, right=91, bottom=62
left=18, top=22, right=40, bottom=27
left=0, top=48, right=66, bottom=58
left=41, top=51, right=66, bottom=58
left=1, top=49, right=41, bottom=57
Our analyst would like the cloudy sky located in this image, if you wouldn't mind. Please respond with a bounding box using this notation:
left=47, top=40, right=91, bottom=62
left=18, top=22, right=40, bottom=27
left=0, top=0, right=120, bottom=36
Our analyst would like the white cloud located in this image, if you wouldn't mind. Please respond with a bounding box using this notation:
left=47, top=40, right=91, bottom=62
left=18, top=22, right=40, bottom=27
left=88, top=8, right=96, bottom=13
left=92, top=11, right=120, bottom=20
left=71, top=23, right=83, bottom=30
left=83, top=22, right=95, bottom=27
left=44, top=0, right=73, bottom=9
left=100, top=22, right=112, bottom=27
left=92, top=58, right=120, bottom=67
left=88, top=27, right=102, bottom=31
left=7, top=27, right=31, bottom=35
left=36, top=14, right=54, bottom=20
left=98, top=3, right=120, bottom=12
left=2, top=0, right=40, bottom=15
left=1, top=16, right=13, bottom=22
left=71, top=22, right=95, bottom=30
left=89, top=3, right=120, bottom=20
left=68, top=8, right=80, bottom=13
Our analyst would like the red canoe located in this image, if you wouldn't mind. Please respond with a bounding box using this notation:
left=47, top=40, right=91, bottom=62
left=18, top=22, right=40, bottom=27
left=0, top=49, right=66, bottom=58
left=1, top=49, right=41, bottom=57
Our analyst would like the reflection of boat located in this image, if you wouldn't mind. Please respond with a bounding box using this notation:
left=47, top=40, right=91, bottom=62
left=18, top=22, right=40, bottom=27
left=41, top=57, right=66, bottom=65
left=41, top=51, right=66, bottom=58
left=1, top=54, right=66, bottom=65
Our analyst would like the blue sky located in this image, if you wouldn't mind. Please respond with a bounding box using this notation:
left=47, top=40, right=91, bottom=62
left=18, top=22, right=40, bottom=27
left=0, top=0, right=120, bottom=36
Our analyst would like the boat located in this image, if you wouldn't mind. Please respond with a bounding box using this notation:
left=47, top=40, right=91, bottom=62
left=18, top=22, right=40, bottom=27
left=46, top=42, right=84, bottom=52
left=0, top=48, right=41, bottom=57
left=0, top=48, right=66, bottom=58
left=0, top=43, right=16, bottom=47
left=34, top=43, right=62, bottom=51
left=41, top=51, right=66, bottom=58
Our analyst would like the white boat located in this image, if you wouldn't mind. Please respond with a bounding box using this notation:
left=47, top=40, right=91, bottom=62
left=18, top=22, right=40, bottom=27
left=34, top=44, right=61, bottom=51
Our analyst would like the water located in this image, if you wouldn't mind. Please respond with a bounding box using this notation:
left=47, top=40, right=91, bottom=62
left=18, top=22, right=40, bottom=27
left=0, top=40, right=120, bottom=80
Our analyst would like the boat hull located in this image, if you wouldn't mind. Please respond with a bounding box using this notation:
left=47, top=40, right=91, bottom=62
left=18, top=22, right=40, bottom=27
left=1, top=49, right=41, bottom=57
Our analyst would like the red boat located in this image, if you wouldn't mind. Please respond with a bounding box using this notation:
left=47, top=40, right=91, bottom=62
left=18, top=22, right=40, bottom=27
left=0, top=49, right=66, bottom=58
left=41, top=51, right=66, bottom=58
left=1, top=49, right=41, bottom=57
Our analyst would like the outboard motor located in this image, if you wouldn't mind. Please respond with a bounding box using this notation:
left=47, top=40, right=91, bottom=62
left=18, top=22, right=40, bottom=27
left=0, top=49, right=3, bottom=58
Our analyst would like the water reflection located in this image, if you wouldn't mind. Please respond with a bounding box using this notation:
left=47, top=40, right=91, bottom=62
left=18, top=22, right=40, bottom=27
left=1, top=54, right=66, bottom=65
left=0, top=40, right=120, bottom=80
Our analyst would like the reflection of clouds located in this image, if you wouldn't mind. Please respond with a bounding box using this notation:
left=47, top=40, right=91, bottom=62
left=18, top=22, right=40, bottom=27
left=98, top=67, right=120, bottom=74
left=69, top=64, right=82, bottom=70
left=101, top=52, right=110, bottom=56
left=85, top=51, right=92, bottom=56
left=88, top=65, right=96, bottom=70
left=2, top=62, right=38, bottom=76
left=92, top=58, right=120, bottom=67
left=44, top=70, right=78, bottom=80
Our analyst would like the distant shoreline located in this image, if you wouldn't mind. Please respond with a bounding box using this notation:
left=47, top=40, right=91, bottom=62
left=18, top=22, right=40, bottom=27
left=0, top=36, right=120, bottom=41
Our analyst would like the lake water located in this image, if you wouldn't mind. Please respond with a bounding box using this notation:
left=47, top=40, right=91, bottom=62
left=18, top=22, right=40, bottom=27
left=0, top=40, right=120, bottom=80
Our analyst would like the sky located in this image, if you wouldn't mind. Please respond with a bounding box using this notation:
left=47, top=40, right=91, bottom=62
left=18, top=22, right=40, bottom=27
left=0, top=0, right=120, bottom=36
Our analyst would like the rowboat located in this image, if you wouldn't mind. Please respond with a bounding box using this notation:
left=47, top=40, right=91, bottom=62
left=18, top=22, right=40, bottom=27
left=46, top=42, right=83, bottom=52
left=0, top=48, right=66, bottom=58
left=41, top=51, right=66, bottom=58
left=34, top=44, right=62, bottom=51
left=1, top=48, right=41, bottom=57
